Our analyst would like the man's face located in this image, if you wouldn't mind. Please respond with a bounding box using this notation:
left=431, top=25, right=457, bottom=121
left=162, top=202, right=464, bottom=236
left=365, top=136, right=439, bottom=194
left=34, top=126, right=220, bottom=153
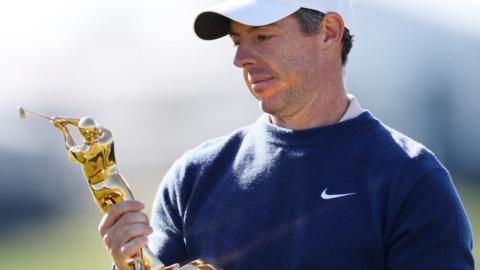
left=229, top=16, right=327, bottom=119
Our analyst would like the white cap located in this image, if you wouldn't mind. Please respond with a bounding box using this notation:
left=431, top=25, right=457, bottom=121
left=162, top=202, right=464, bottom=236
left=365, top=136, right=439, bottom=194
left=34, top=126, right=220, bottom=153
left=194, top=0, right=354, bottom=40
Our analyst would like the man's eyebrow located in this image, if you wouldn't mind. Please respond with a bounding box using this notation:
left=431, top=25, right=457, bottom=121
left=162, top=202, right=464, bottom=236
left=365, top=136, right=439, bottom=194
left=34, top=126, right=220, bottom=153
left=229, top=22, right=280, bottom=36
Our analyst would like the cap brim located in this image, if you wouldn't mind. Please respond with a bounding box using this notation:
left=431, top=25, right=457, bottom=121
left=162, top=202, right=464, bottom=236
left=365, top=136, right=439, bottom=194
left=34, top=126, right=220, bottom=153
left=194, top=0, right=300, bottom=40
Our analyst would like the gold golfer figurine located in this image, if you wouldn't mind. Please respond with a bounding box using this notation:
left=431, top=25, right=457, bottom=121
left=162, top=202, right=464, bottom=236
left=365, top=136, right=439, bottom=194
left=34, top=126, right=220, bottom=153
left=51, top=115, right=129, bottom=212
left=18, top=106, right=215, bottom=270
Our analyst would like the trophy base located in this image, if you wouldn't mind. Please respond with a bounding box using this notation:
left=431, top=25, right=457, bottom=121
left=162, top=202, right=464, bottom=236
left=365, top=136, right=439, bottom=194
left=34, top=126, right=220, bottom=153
left=170, top=260, right=216, bottom=270
left=165, top=260, right=216, bottom=270
left=128, top=259, right=216, bottom=270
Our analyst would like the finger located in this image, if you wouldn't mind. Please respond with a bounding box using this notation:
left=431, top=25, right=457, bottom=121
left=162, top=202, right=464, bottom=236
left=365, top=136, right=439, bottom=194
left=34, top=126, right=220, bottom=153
left=116, top=223, right=153, bottom=247
left=102, top=212, right=150, bottom=247
left=99, top=200, right=145, bottom=235
left=104, top=200, right=145, bottom=229
left=165, top=263, right=181, bottom=270
left=114, top=261, right=129, bottom=270
left=120, top=236, right=149, bottom=259
left=190, top=260, right=217, bottom=270
left=111, top=223, right=153, bottom=259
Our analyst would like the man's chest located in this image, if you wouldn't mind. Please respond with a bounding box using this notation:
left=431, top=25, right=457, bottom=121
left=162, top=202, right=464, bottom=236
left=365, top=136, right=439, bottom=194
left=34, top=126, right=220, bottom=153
left=182, top=167, right=385, bottom=269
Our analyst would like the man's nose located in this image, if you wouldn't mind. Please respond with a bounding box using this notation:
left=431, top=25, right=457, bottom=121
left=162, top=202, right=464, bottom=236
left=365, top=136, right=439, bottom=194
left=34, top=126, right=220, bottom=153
left=233, top=43, right=257, bottom=68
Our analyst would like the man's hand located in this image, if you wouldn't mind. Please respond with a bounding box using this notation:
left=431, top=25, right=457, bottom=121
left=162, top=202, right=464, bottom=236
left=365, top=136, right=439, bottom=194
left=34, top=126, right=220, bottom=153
left=98, top=200, right=153, bottom=270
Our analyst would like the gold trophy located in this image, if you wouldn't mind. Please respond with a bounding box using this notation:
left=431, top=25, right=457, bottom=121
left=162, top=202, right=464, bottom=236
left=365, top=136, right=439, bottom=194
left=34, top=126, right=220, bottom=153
left=18, top=106, right=216, bottom=270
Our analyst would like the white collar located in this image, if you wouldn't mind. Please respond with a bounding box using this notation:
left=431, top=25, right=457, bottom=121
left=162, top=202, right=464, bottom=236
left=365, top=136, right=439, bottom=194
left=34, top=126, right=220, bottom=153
left=339, top=94, right=365, bottom=123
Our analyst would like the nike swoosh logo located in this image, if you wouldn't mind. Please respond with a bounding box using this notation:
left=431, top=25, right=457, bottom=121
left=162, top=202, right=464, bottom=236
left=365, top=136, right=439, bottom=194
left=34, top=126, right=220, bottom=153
left=321, top=188, right=356, bottom=200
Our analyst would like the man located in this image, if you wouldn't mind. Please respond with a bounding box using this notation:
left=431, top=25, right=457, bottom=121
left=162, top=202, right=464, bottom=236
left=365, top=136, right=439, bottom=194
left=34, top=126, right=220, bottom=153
left=99, top=0, right=474, bottom=269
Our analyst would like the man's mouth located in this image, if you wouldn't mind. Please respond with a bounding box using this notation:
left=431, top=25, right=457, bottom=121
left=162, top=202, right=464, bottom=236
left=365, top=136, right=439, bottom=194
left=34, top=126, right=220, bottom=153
left=252, top=78, right=273, bottom=87
left=249, top=74, right=275, bottom=91
left=250, top=75, right=273, bottom=84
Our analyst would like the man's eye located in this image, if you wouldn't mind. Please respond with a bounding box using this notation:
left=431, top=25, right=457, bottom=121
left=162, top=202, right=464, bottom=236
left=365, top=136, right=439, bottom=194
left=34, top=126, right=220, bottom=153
left=257, top=35, right=272, bottom=42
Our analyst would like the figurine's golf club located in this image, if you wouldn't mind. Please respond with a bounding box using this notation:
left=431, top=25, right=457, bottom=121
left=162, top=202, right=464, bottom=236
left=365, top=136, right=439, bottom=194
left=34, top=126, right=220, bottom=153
left=17, top=106, right=53, bottom=121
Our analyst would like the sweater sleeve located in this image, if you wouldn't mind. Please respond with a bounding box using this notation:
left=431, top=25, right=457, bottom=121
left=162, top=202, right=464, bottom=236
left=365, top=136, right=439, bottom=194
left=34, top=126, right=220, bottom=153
left=385, top=168, right=474, bottom=270
left=149, top=159, right=190, bottom=266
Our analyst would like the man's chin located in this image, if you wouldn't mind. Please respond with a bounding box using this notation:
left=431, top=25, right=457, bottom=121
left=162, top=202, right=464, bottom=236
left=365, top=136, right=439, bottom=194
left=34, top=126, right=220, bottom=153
left=258, top=100, right=282, bottom=117
left=251, top=88, right=287, bottom=116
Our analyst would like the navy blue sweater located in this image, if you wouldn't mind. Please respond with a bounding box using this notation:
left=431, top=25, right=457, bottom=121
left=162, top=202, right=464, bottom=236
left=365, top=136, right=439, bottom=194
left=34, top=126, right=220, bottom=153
left=150, top=112, right=474, bottom=269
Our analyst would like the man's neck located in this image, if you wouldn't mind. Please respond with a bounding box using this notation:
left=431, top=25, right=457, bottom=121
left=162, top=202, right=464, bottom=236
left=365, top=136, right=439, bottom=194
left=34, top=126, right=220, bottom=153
left=267, top=90, right=351, bottom=130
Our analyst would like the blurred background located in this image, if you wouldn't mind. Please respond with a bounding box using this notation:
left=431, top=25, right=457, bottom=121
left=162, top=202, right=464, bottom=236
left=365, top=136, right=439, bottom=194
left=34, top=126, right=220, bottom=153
left=0, top=0, right=478, bottom=268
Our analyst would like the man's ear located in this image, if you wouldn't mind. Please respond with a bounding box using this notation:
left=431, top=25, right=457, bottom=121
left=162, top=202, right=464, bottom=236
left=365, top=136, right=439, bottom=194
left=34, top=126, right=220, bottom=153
left=319, top=12, right=344, bottom=47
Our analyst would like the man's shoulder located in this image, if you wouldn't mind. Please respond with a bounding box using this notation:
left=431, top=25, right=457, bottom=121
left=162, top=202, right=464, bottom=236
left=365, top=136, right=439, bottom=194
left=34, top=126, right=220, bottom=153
left=172, top=123, right=255, bottom=173
left=380, top=125, right=429, bottom=159
left=366, top=118, right=445, bottom=178
left=160, top=122, right=257, bottom=196
left=189, top=126, right=251, bottom=159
